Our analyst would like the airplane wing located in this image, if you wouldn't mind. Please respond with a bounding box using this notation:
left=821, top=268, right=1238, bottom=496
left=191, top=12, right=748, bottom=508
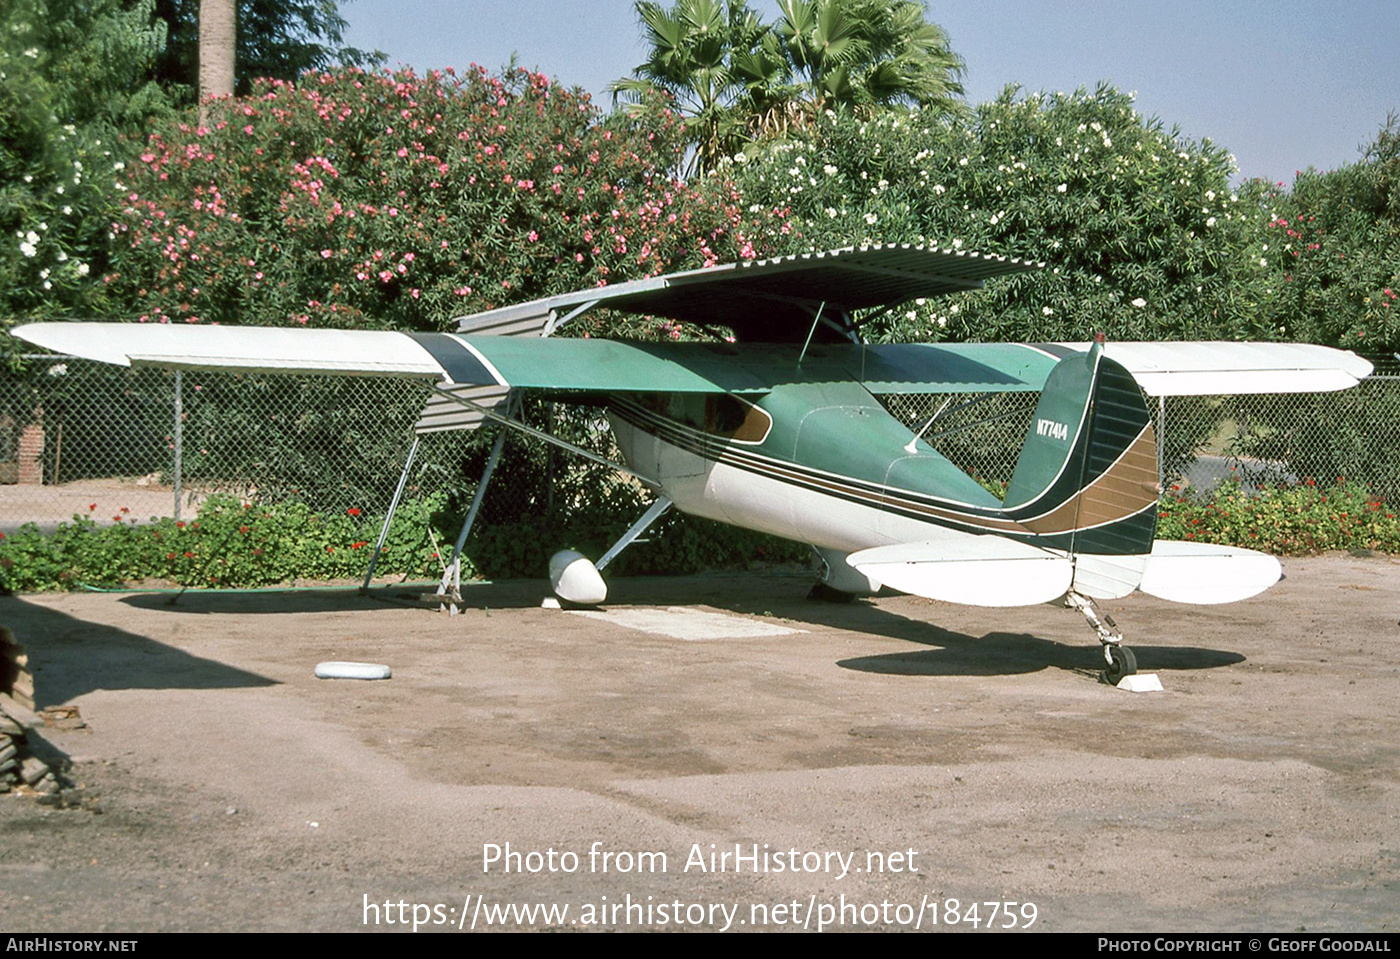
left=12, top=323, right=1371, bottom=399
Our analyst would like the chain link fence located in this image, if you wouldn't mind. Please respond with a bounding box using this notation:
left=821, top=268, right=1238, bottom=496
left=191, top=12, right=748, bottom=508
left=4, top=352, right=1398, bottom=547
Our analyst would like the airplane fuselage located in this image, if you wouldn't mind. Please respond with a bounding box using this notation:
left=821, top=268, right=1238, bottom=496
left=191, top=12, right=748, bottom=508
left=608, top=381, right=1015, bottom=556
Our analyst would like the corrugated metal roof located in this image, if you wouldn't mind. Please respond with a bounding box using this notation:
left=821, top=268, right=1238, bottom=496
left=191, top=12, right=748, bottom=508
left=451, top=244, right=1041, bottom=343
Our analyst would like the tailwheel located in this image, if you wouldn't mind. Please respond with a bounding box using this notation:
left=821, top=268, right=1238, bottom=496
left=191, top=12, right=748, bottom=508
left=1102, top=644, right=1137, bottom=685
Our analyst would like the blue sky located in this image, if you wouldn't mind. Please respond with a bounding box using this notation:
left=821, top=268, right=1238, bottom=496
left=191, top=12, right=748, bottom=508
left=340, top=0, right=1399, bottom=185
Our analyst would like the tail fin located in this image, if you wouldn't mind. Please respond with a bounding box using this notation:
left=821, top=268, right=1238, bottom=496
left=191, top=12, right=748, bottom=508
left=1003, top=342, right=1160, bottom=556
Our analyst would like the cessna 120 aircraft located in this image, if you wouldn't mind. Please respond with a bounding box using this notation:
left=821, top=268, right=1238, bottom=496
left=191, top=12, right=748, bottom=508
left=14, top=244, right=1374, bottom=684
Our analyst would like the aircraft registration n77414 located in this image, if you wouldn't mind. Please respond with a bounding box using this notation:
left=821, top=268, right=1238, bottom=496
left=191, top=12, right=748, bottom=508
left=14, top=244, right=1374, bottom=684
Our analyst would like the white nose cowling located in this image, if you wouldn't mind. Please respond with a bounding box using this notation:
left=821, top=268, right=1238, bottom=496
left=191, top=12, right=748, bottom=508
left=548, top=550, right=608, bottom=605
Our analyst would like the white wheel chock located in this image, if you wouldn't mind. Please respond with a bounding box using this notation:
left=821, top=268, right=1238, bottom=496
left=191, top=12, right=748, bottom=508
left=314, top=661, right=392, bottom=680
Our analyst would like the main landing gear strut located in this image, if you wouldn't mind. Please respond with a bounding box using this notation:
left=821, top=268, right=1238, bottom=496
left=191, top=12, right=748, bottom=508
left=1064, top=591, right=1137, bottom=685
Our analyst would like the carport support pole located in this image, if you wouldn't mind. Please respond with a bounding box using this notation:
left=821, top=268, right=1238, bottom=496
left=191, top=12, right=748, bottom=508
left=360, top=435, right=421, bottom=593
left=173, top=370, right=183, bottom=522
left=438, top=427, right=507, bottom=601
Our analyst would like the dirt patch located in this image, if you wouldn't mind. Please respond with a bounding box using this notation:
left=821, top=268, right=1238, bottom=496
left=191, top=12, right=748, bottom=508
left=1, top=555, right=1398, bottom=931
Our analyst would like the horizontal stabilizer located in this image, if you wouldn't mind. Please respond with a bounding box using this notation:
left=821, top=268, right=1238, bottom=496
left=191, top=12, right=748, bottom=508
left=849, top=537, right=1072, bottom=607
left=1088, top=342, right=1373, bottom=396
left=1138, top=541, right=1282, bottom=604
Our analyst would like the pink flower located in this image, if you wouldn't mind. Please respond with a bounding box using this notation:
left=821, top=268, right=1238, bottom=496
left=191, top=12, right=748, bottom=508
left=527, top=231, right=538, bottom=243
left=321, top=249, right=332, bottom=258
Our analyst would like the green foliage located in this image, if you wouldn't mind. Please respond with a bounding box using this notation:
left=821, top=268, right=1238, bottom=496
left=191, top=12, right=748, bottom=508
left=613, top=0, right=965, bottom=175
left=109, top=65, right=786, bottom=331
left=1257, top=116, right=1400, bottom=352
left=725, top=84, right=1273, bottom=344
left=770, top=0, right=964, bottom=116
left=0, top=493, right=446, bottom=590
left=150, top=0, right=380, bottom=102
left=1157, top=480, right=1400, bottom=555
left=0, top=489, right=804, bottom=590
left=0, top=0, right=170, bottom=324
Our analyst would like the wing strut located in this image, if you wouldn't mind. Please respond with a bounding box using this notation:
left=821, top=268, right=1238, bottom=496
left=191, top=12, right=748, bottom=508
left=436, top=424, right=510, bottom=612
left=360, top=435, right=421, bottom=594
left=430, top=386, right=660, bottom=487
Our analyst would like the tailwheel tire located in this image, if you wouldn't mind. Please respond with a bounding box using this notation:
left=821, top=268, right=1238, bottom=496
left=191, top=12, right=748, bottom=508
left=1102, top=645, right=1137, bottom=685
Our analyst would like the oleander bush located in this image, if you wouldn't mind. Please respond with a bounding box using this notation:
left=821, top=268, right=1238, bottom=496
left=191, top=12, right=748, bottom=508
left=0, top=491, right=807, bottom=592
left=1156, top=479, right=1400, bottom=555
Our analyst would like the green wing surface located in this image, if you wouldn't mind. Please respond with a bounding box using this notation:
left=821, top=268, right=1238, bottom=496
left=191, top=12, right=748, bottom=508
left=446, top=336, right=1060, bottom=394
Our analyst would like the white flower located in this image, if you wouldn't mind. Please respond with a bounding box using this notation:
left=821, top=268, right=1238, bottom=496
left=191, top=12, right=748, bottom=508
left=951, top=238, right=963, bottom=249
left=863, top=212, right=878, bottom=225
left=19, top=241, right=36, bottom=257
left=949, top=304, right=959, bottom=314
left=1057, top=183, right=1067, bottom=193
left=76, top=262, right=89, bottom=276
left=47, top=364, right=68, bottom=377
left=1206, top=217, right=1216, bottom=227
left=825, top=207, right=838, bottom=218
left=958, top=157, right=968, bottom=166
left=1043, top=306, right=1053, bottom=315
left=1131, top=297, right=1147, bottom=308
left=823, top=164, right=837, bottom=175
left=1260, top=258, right=1268, bottom=266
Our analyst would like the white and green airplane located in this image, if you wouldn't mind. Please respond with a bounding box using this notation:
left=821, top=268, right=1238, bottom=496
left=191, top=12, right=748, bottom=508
left=14, top=244, right=1373, bottom=683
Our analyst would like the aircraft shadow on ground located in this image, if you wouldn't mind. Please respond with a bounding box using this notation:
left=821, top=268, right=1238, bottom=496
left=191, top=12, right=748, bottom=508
left=598, top=575, right=1248, bottom=678
left=837, top=631, right=1246, bottom=678
left=0, top=597, right=277, bottom=706
left=103, top=574, right=1247, bottom=679
left=116, top=581, right=547, bottom=615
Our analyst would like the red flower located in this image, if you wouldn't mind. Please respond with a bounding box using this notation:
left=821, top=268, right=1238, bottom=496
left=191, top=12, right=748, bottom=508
left=89, top=503, right=97, bottom=511
left=346, top=507, right=361, bottom=516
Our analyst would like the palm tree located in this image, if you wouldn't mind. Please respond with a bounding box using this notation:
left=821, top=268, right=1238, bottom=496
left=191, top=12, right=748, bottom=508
left=613, top=0, right=965, bottom=174
left=198, top=0, right=235, bottom=104
left=773, top=0, right=964, bottom=116
left=610, top=0, right=770, bottom=176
